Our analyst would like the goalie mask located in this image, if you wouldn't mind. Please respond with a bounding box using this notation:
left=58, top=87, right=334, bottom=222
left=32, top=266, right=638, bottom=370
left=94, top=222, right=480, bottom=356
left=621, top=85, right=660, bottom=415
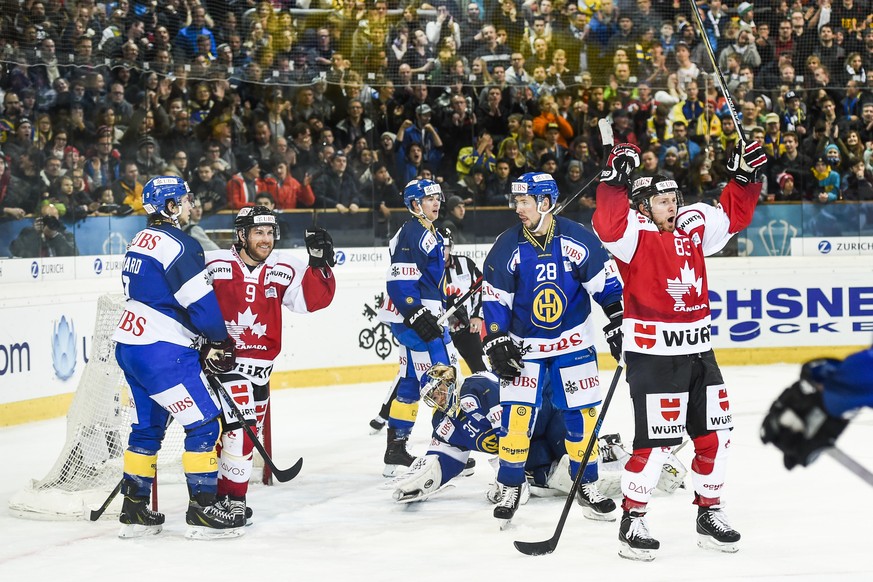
left=419, top=364, right=460, bottom=417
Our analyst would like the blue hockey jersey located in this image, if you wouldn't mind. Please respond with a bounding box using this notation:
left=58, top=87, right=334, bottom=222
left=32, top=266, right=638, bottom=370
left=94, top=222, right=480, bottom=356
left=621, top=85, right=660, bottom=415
left=482, top=216, right=623, bottom=358
left=381, top=217, right=447, bottom=326
left=427, top=372, right=565, bottom=483
left=112, top=223, right=228, bottom=348
left=823, top=347, right=873, bottom=416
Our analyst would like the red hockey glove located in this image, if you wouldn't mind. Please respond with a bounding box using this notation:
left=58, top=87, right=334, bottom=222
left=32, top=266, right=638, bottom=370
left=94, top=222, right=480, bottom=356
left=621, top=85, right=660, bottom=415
left=200, top=336, right=236, bottom=375
left=600, top=143, right=641, bottom=187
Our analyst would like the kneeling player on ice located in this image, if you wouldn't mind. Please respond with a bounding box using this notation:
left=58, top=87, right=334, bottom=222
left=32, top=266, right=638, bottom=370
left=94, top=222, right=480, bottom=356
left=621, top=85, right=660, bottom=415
left=113, top=176, right=243, bottom=539
left=592, top=139, right=766, bottom=560
left=482, top=171, right=625, bottom=528
left=390, top=365, right=575, bottom=505
left=205, top=206, right=336, bottom=522
left=762, top=348, right=873, bottom=470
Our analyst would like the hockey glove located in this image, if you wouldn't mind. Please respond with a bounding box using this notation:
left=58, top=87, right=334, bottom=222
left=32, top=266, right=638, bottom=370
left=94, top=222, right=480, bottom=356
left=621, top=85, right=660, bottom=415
left=447, top=304, right=469, bottom=332
left=483, top=332, right=523, bottom=380
left=200, top=336, right=236, bottom=375
left=305, top=227, right=336, bottom=268
left=726, top=140, right=767, bottom=184
left=602, top=314, right=623, bottom=364
left=760, top=360, right=849, bottom=470
left=404, top=305, right=443, bottom=343
left=600, top=143, right=641, bottom=187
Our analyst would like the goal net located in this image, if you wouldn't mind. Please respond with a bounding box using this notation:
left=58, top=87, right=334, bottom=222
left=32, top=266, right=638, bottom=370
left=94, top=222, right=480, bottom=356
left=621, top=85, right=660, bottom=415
left=8, top=294, right=270, bottom=520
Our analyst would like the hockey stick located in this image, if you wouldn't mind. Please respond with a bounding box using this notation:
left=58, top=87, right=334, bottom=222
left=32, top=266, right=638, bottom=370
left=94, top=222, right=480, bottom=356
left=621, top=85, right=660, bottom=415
left=549, top=118, right=614, bottom=216
left=207, top=375, right=303, bottom=482
left=687, top=0, right=747, bottom=142
left=514, top=365, right=624, bottom=556
left=825, top=447, right=873, bottom=487
left=88, top=478, right=123, bottom=521
left=438, top=275, right=483, bottom=326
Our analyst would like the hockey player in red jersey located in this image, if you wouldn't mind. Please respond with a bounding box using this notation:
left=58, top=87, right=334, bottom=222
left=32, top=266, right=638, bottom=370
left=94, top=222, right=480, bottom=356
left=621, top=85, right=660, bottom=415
left=205, top=206, right=336, bottom=521
left=592, top=140, right=767, bottom=561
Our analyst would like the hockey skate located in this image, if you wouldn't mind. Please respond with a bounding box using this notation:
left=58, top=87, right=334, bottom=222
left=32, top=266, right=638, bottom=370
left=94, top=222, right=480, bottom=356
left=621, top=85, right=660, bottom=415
left=618, top=510, right=660, bottom=562
left=576, top=482, right=617, bottom=521
left=461, top=457, right=476, bottom=477
left=118, top=486, right=164, bottom=539
left=383, top=428, right=416, bottom=477
left=216, top=497, right=253, bottom=525
left=696, top=505, right=741, bottom=553
left=185, top=493, right=246, bottom=540
left=493, top=482, right=523, bottom=530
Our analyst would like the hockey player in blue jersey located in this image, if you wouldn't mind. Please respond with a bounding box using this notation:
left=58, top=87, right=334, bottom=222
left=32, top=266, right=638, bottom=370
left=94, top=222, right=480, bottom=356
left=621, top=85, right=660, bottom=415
left=112, top=175, right=243, bottom=539
left=389, top=364, right=569, bottom=504
left=762, top=347, right=873, bottom=469
left=378, top=178, right=461, bottom=477
left=481, top=171, right=625, bottom=527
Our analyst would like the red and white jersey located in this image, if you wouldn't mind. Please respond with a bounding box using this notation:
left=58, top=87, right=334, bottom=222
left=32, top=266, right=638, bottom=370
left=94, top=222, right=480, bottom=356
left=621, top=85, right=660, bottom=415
left=593, top=181, right=761, bottom=356
left=205, top=247, right=336, bottom=383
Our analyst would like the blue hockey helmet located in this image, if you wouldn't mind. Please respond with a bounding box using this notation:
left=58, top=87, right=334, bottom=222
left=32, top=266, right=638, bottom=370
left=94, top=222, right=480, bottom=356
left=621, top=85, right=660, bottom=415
left=403, top=178, right=444, bottom=210
left=511, top=172, right=559, bottom=206
left=141, top=175, right=192, bottom=215
left=419, top=364, right=460, bottom=417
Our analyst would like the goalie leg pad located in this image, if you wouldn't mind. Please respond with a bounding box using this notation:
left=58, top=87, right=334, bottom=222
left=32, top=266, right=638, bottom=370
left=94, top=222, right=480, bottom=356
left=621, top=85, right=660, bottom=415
left=621, top=447, right=669, bottom=508
left=691, top=430, right=730, bottom=506
left=391, top=454, right=443, bottom=502
left=497, top=404, right=535, bottom=486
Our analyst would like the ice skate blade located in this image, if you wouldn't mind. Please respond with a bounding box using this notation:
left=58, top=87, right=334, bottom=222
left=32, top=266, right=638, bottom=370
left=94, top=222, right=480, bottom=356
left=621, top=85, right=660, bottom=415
left=393, top=483, right=455, bottom=504
left=369, top=418, right=386, bottom=435
left=383, top=464, right=406, bottom=478
left=497, top=517, right=513, bottom=531
left=618, top=542, right=656, bottom=562
left=118, top=523, right=162, bottom=539
left=185, top=526, right=245, bottom=540
left=697, top=534, right=739, bottom=553
left=581, top=506, right=617, bottom=522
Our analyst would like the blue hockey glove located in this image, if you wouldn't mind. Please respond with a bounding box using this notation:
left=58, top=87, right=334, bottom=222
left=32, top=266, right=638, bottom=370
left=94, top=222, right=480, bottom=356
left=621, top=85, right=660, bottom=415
left=760, top=360, right=849, bottom=470
left=405, top=306, right=443, bottom=343
left=483, top=332, right=522, bottom=380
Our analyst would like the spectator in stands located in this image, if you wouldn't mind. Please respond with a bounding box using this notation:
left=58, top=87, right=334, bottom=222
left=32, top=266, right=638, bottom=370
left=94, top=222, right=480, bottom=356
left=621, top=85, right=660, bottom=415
left=9, top=203, right=75, bottom=258
left=174, top=4, right=216, bottom=61
left=0, top=152, right=29, bottom=219
left=134, top=136, right=165, bottom=181
left=484, top=157, right=514, bottom=206
left=312, top=151, right=362, bottom=212
left=189, top=161, right=227, bottom=215
left=180, top=196, right=219, bottom=252
left=438, top=195, right=470, bottom=243
left=111, top=161, right=144, bottom=214
left=228, top=155, right=275, bottom=210
left=274, top=160, right=315, bottom=210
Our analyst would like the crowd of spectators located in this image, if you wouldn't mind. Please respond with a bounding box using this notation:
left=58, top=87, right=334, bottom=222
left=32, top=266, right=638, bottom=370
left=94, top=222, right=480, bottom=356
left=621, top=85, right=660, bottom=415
left=1, top=0, right=873, bottom=255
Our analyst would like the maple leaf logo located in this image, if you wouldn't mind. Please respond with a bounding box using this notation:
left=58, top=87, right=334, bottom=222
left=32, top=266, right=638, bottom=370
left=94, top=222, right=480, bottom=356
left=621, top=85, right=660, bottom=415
left=666, top=262, right=702, bottom=308
left=227, top=307, right=268, bottom=343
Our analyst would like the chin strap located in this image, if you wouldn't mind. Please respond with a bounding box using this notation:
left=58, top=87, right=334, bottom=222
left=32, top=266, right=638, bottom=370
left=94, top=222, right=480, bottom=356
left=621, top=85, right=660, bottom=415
left=527, top=198, right=551, bottom=234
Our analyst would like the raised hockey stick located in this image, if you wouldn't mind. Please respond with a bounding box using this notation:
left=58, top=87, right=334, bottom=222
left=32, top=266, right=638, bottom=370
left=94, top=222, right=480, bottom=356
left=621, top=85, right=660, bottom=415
left=514, top=365, right=624, bottom=556
left=687, top=0, right=747, bottom=142
left=549, top=118, right=615, bottom=216
left=207, top=375, right=303, bottom=483
left=88, top=478, right=123, bottom=521
left=825, top=447, right=873, bottom=487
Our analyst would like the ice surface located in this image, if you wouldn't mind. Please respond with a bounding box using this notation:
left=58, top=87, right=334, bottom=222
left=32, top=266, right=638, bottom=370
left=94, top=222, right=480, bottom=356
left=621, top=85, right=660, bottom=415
left=1, top=364, right=871, bottom=580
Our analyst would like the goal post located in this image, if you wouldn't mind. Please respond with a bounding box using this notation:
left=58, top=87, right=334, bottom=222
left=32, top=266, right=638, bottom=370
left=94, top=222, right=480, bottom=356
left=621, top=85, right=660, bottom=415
left=8, top=294, right=271, bottom=520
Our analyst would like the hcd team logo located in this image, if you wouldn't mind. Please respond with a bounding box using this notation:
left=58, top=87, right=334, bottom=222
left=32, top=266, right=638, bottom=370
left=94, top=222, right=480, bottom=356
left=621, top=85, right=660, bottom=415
left=52, top=315, right=77, bottom=380
left=359, top=292, right=398, bottom=360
